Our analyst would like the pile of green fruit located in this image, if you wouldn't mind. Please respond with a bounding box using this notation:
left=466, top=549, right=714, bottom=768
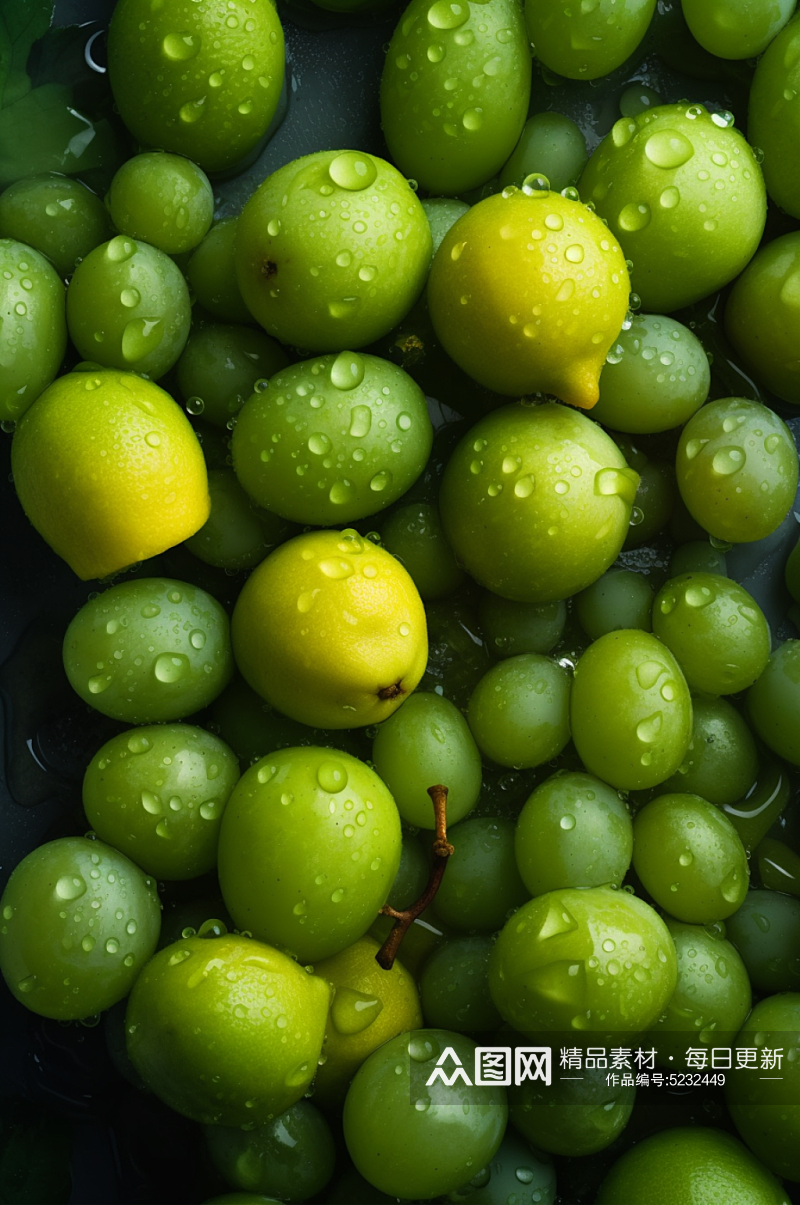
left=0, top=0, right=799, bottom=1201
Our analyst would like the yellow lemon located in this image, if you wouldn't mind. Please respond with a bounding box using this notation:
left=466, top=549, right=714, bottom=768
left=11, top=369, right=210, bottom=580
left=427, top=187, right=631, bottom=408
left=231, top=528, right=427, bottom=729
left=313, top=936, right=423, bottom=1108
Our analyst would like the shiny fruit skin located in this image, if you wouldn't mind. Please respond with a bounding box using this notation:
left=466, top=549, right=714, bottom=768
left=217, top=747, right=402, bottom=962
left=488, top=886, right=677, bottom=1036
left=526, top=0, right=655, bottom=80
left=235, top=150, right=431, bottom=351
left=725, top=231, right=800, bottom=405
left=0, top=238, right=66, bottom=423
left=579, top=103, right=766, bottom=313
left=0, top=837, right=160, bottom=1020
left=125, top=933, right=330, bottom=1127
left=380, top=0, right=531, bottom=195
left=427, top=189, right=630, bottom=405
left=230, top=528, right=427, bottom=729
left=107, top=0, right=285, bottom=173
left=749, top=13, right=800, bottom=219
left=439, top=403, right=638, bottom=603
left=11, top=370, right=210, bottom=580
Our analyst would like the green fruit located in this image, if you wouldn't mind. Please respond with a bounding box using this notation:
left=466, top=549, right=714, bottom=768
left=125, top=933, right=330, bottom=1126
left=235, top=150, right=432, bottom=350
left=725, top=231, right=800, bottom=405
left=682, top=0, right=795, bottom=60
left=204, top=1102, right=336, bottom=1202
left=526, top=0, right=656, bottom=80
left=380, top=0, right=531, bottom=195
left=510, top=1061, right=635, bottom=1156
left=107, top=152, right=214, bottom=255
left=0, top=837, right=160, bottom=1020
left=0, top=238, right=67, bottom=423
left=0, top=174, right=113, bottom=276
left=489, top=886, right=677, bottom=1035
left=749, top=13, right=800, bottom=218
left=439, top=403, right=639, bottom=603
left=217, top=748, right=402, bottom=961
left=107, top=0, right=285, bottom=173
left=579, top=103, right=766, bottom=312
left=747, top=640, right=800, bottom=767
left=232, top=352, right=432, bottom=525
left=467, top=654, right=571, bottom=769
left=499, top=112, right=588, bottom=193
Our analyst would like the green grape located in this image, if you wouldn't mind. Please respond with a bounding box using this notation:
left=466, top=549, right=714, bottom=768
left=632, top=793, right=749, bottom=923
left=499, top=112, right=587, bottom=193
left=749, top=13, right=800, bottom=218
left=235, top=150, right=432, bottom=350
left=175, top=322, right=288, bottom=429
left=0, top=238, right=67, bottom=423
left=343, top=1029, right=508, bottom=1199
left=66, top=235, right=191, bottom=380
left=597, top=1127, right=791, bottom=1205
left=489, top=887, right=677, bottom=1035
left=313, top=935, right=423, bottom=1108
left=453, top=1132, right=556, bottom=1205
left=439, top=404, right=639, bottom=603
left=478, top=592, right=566, bottom=659
left=669, top=540, right=727, bottom=578
left=660, top=697, right=758, bottom=805
left=510, top=1061, right=636, bottom=1156
left=82, top=724, right=240, bottom=880
left=108, top=0, right=285, bottom=174
left=652, top=573, right=770, bottom=696
left=62, top=577, right=234, bottom=723
left=593, top=313, right=710, bottom=434
left=758, top=838, right=800, bottom=897
left=722, top=758, right=790, bottom=854
left=725, top=993, right=800, bottom=1182
left=185, top=470, right=292, bottom=571
left=619, top=84, right=663, bottom=118
left=421, top=595, right=494, bottom=708
left=644, top=918, right=752, bottom=1068
left=620, top=450, right=676, bottom=549
left=431, top=817, right=529, bottom=933
left=675, top=398, right=798, bottom=544
left=786, top=537, right=800, bottom=601
left=0, top=174, right=113, bottom=276
left=579, top=104, right=766, bottom=312
left=570, top=630, right=692, bottom=791
left=575, top=569, right=654, bottom=640
left=380, top=0, right=531, bottom=195
left=0, top=837, right=160, bottom=1020
left=726, top=890, right=800, bottom=994
left=421, top=198, right=470, bottom=258
left=217, top=748, right=401, bottom=961
left=514, top=770, right=633, bottom=896
left=372, top=692, right=482, bottom=828
left=125, top=932, right=330, bottom=1126
left=389, top=832, right=430, bottom=910
left=186, top=219, right=253, bottom=325
left=108, top=153, right=214, bottom=256
left=204, top=1101, right=336, bottom=1202
left=232, top=352, right=432, bottom=525
left=467, top=654, right=571, bottom=770
left=725, top=231, right=800, bottom=405
left=682, top=0, right=794, bottom=58
left=747, top=641, right=800, bottom=766
left=380, top=503, right=466, bottom=601
left=419, top=935, right=502, bottom=1033
left=526, top=0, right=655, bottom=80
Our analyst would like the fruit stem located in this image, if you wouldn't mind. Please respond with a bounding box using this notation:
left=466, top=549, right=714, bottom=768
left=375, top=784, right=454, bottom=971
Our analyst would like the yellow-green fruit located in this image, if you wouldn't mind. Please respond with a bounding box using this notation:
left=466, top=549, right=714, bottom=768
left=231, top=528, right=428, bottom=728
left=108, top=0, right=285, bottom=173
left=427, top=189, right=630, bottom=407
left=313, top=937, right=423, bottom=1106
left=11, top=370, right=210, bottom=580
left=125, top=933, right=330, bottom=1126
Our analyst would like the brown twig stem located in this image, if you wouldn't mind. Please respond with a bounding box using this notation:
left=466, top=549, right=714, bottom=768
left=375, top=784, right=454, bottom=971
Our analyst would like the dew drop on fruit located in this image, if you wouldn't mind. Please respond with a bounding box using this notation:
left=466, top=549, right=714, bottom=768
left=618, top=202, right=651, bottom=232
left=328, top=152, right=378, bottom=191
left=369, top=470, right=392, bottom=492
left=154, top=653, right=189, bottom=683
left=711, top=446, right=745, bottom=475
left=141, top=790, right=161, bottom=815
left=611, top=118, right=637, bottom=147
left=636, top=712, right=662, bottom=743
left=317, top=760, right=348, bottom=792
left=122, top=317, right=164, bottom=363
left=88, top=674, right=112, bottom=694
left=56, top=875, right=86, bottom=901
left=644, top=130, right=694, bottom=169
left=427, top=0, right=469, bottom=28
left=162, top=31, right=201, bottom=61
left=559, top=814, right=576, bottom=830
left=106, top=235, right=135, bottom=263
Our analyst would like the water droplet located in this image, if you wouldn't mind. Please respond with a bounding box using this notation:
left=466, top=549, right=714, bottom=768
left=122, top=317, right=163, bottom=363
left=56, top=875, right=86, bottom=901
left=141, top=790, right=162, bottom=815
left=106, top=235, right=135, bottom=263
left=462, top=107, right=483, bottom=130
left=637, top=712, right=663, bottom=743
left=560, top=814, right=576, bottom=830
left=105, top=938, right=120, bottom=955
left=684, top=584, right=713, bottom=608
left=636, top=660, right=665, bottom=689
left=594, top=466, right=639, bottom=505
left=618, top=202, right=651, bottom=231
left=179, top=97, right=206, bottom=124
left=317, top=761, right=348, bottom=793
left=679, top=851, right=694, bottom=866
left=712, top=446, right=745, bottom=476
left=329, top=152, right=378, bottom=191
left=88, top=674, right=112, bottom=694
left=427, top=0, right=469, bottom=27
left=154, top=653, right=190, bottom=683
left=611, top=118, right=637, bottom=147
left=319, top=557, right=353, bottom=579
left=644, top=129, right=694, bottom=168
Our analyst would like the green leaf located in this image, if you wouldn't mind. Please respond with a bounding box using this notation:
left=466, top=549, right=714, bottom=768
left=0, top=0, right=55, bottom=109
